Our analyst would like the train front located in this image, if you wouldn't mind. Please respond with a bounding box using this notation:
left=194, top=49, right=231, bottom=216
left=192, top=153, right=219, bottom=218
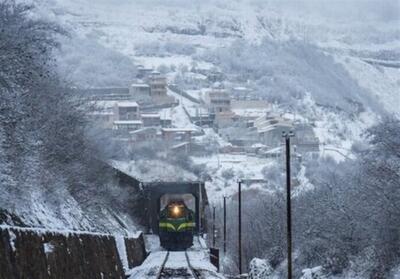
left=159, top=201, right=195, bottom=250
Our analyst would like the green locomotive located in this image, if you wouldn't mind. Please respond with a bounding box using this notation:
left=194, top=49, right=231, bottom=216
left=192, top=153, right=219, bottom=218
left=159, top=200, right=196, bottom=250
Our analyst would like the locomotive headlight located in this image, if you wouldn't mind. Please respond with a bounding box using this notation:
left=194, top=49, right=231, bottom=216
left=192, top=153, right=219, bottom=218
left=172, top=206, right=180, bottom=216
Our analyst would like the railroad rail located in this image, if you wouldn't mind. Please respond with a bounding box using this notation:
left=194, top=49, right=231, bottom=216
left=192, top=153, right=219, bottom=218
left=156, top=251, right=170, bottom=279
left=156, top=250, right=200, bottom=279
left=185, top=250, right=200, bottom=279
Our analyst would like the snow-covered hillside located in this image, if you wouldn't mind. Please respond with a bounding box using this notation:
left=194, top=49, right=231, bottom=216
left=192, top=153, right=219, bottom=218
left=29, top=0, right=398, bottom=200
left=37, top=0, right=398, bottom=115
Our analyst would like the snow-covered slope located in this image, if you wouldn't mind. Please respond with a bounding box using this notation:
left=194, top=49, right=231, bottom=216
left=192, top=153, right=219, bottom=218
left=27, top=0, right=397, bottom=196
left=37, top=0, right=398, bottom=115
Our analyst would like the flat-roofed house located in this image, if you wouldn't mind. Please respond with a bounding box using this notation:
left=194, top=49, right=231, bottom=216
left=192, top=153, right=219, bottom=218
left=254, top=114, right=293, bottom=147
left=112, top=101, right=142, bottom=135
left=204, top=89, right=236, bottom=127
left=141, top=113, right=161, bottom=127
left=293, top=124, right=320, bottom=155
left=130, top=127, right=159, bottom=142
left=161, top=128, right=195, bottom=143
left=137, top=65, right=154, bottom=79
left=113, top=101, right=140, bottom=121
left=129, top=82, right=151, bottom=103
left=113, top=120, right=143, bottom=133
left=148, top=71, right=175, bottom=105
left=204, top=89, right=231, bottom=114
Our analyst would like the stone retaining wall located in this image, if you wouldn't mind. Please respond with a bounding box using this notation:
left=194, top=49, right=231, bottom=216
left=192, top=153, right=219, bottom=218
left=0, top=227, right=146, bottom=279
left=124, top=234, right=147, bottom=269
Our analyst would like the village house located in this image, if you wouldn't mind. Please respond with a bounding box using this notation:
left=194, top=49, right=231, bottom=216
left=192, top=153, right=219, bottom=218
left=141, top=113, right=161, bottom=127
left=112, top=101, right=142, bottom=134
left=232, top=86, right=252, bottom=100
left=148, top=71, right=175, bottom=105
left=204, top=89, right=237, bottom=127
left=214, top=111, right=238, bottom=128
left=254, top=113, right=294, bottom=147
left=204, top=89, right=231, bottom=114
left=113, top=101, right=141, bottom=121
left=185, top=106, right=214, bottom=126
left=129, top=82, right=151, bottom=103
left=113, top=120, right=143, bottom=134
left=293, top=124, right=320, bottom=155
left=136, top=65, right=154, bottom=79
left=231, top=99, right=271, bottom=122
left=130, top=127, right=159, bottom=142
left=161, top=128, right=195, bottom=144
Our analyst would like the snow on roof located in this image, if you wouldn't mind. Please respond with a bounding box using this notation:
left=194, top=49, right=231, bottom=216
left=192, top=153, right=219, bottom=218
left=129, top=127, right=157, bottom=134
left=171, top=142, right=190, bottom=149
left=162, top=128, right=196, bottom=132
left=117, top=101, right=139, bottom=107
left=141, top=113, right=160, bottom=118
left=131, top=83, right=149, bottom=88
left=265, top=146, right=282, bottom=153
left=232, top=109, right=267, bottom=118
left=252, top=143, right=267, bottom=148
left=258, top=123, right=293, bottom=133
left=110, top=160, right=198, bottom=183
left=114, top=120, right=143, bottom=124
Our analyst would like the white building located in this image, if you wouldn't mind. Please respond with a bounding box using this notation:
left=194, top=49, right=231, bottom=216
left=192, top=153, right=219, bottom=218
left=113, top=101, right=140, bottom=121
left=204, top=89, right=231, bottom=114
left=254, top=114, right=293, bottom=147
left=148, top=71, right=174, bottom=105
left=113, top=120, right=143, bottom=133
left=129, top=82, right=151, bottom=103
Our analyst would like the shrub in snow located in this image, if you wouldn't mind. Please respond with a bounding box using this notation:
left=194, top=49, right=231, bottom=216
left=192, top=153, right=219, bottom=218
left=324, top=249, right=349, bottom=274
left=221, top=168, right=235, bottom=180
left=248, top=258, right=273, bottom=279
left=300, top=266, right=326, bottom=279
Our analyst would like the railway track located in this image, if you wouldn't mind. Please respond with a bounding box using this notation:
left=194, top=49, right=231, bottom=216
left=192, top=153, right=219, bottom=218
left=156, top=250, right=200, bottom=279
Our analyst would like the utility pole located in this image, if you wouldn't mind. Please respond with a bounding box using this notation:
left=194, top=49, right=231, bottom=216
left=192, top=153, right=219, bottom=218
left=238, top=180, right=242, bottom=275
left=223, top=196, right=227, bottom=254
left=198, top=181, right=202, bottom=236
left=283, top=131, right=294, bottom=279
left=212, top=206, right=216, bottom=247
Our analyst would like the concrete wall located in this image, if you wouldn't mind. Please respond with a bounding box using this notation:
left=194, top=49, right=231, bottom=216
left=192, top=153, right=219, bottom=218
left=0, top=227, right=146, bottom=279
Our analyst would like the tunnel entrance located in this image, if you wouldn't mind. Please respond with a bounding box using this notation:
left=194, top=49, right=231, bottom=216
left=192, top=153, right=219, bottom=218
left=143, top=182, right=208, bottom=235
left=159, top=193, right=196, bottom=213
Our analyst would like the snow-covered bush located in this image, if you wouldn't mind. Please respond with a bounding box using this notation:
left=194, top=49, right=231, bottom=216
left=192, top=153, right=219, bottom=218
left=300, top=266, right=326, bottom=279
left=248, top=258, right=273, bottom=279
left=221, top=168, right=235, bottom=180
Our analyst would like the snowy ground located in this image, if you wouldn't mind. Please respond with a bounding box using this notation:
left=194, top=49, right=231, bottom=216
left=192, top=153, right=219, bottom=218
left=128, top=236, right=224, bottom=278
